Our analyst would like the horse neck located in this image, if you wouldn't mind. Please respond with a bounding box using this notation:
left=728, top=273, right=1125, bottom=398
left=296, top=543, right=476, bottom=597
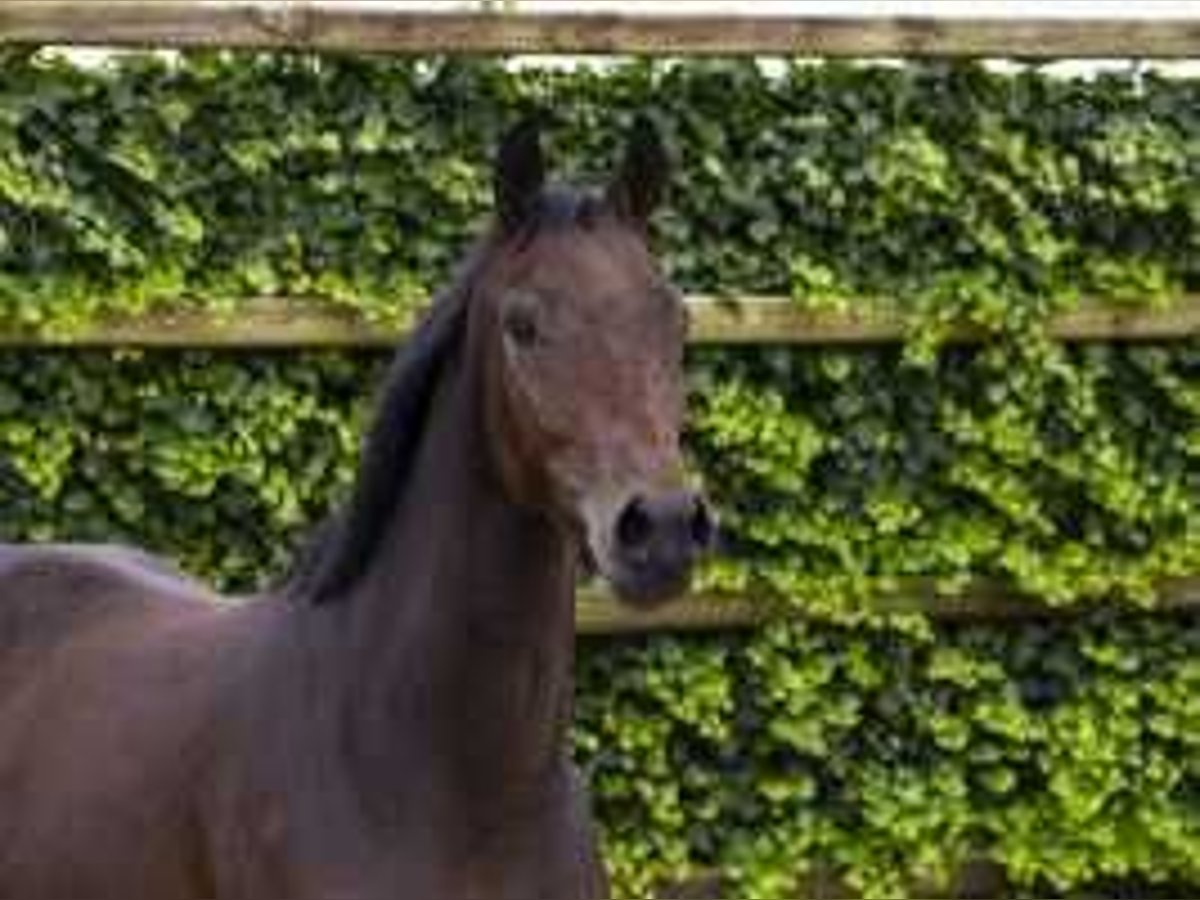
left=331, top=346, right=577, bottom=819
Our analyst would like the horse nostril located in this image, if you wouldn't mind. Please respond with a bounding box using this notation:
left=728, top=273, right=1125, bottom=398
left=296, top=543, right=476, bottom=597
left=689, top=499, right=715, bottom=550
left=615, top=496, right=654, bottom=551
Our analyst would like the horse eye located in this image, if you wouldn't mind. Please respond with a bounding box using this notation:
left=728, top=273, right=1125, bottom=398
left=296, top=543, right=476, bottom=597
left=504, top=306, right=539, bottom=348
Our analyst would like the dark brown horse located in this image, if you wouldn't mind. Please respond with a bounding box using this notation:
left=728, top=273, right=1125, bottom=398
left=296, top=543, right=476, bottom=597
left=0, top=118, right=712, bottom=899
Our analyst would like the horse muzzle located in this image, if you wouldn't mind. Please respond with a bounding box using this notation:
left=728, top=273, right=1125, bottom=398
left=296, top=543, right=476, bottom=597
left=583, top=487, right=716, bottom=607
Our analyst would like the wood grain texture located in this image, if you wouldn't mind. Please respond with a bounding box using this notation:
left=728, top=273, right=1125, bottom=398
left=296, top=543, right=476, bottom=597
left=2, top=296, right=1194, bottom=348
left=576, top=577, right=1200, bottom=635
left=2, top=3, right=1198, bottom=58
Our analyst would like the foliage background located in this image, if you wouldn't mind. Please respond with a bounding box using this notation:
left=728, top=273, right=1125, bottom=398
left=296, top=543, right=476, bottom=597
left=0, top=52, right=1197, bottom=897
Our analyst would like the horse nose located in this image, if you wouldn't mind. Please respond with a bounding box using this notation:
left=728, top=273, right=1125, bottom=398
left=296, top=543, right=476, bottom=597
left=614, top=489, right=715, bottom=562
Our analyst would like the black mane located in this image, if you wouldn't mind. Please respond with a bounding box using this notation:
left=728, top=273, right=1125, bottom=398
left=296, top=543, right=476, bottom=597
left=285, top=289, right=466, bottom=604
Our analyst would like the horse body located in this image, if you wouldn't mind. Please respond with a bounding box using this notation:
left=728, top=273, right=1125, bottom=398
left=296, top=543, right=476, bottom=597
left=0, top=544, right=602, bottom=899
left=0, top=119, right=707, bottom=899
left=0, top=496, right=602, bottom=899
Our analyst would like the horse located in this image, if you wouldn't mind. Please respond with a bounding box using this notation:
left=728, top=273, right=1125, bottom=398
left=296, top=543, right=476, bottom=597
left=0, top=117, right=714, bottom=900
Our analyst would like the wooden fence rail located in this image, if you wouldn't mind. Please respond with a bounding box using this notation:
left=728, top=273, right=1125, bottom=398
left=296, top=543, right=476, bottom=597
left=2, top=2, right=1199, bottom=58
left=578, top=576, right=1200, bottom=634
left=3, top=295, right=1197, bottom=348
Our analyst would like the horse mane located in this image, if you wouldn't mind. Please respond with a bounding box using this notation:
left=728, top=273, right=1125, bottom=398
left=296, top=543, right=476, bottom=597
left=284, top=254, right=474, bottom=604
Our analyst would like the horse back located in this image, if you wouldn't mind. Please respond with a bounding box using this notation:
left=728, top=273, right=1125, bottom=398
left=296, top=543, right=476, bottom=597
left=0, top=543, right=215, bottom=661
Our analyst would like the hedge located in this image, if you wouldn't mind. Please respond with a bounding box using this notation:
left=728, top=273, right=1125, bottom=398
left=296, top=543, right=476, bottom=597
left=1, top=53, right=1196, bottom=332
left=0, top=52, right=1197, bottom=897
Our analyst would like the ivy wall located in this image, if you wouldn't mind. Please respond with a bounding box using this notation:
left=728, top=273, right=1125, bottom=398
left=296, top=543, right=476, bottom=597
left=0, top=52, right=1197, bottom=897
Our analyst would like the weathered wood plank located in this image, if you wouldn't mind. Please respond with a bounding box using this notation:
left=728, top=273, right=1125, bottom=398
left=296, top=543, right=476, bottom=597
left=0, top=301, right=410, bottom=350
left=576, top=576, right=1200, bottom=635
left=2, top=3, right=1198, bottom=58
left=1, top=296, right=1194, bottom=349
left=687, top=296, right=1200, bottom=345
left=576, top=591, right=764, bottom=635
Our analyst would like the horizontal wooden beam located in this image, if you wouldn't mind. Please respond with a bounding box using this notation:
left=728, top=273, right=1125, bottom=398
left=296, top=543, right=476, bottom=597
left=1, top=296, right=1194, bottom=349
left=577, top=576, right=1200, bottom=634
left=687, top=295, right=1200, bottom=345
left=2, top=3, right=1198, bottom=58
left=577, top=591, right=762, bottom=635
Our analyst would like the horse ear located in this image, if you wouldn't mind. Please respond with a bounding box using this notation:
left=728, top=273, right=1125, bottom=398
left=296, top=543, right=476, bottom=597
left=608, top=115, right=670, bottom=228
left=494, top=117, right=546, bottom=229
